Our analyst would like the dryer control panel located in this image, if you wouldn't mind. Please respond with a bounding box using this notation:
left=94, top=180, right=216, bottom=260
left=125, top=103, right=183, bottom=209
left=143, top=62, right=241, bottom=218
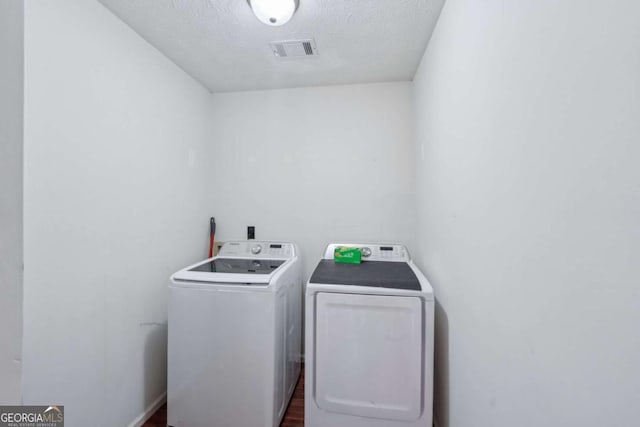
left=218, top=241, right=294, bottom=259
left=323, top=243, right=410, bottom=262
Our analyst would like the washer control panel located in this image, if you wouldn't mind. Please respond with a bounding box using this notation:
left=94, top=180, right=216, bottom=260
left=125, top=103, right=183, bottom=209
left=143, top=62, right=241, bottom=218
left=218, top=241, right=294, bottom=259
left=323, top=243, right=410, bottom=262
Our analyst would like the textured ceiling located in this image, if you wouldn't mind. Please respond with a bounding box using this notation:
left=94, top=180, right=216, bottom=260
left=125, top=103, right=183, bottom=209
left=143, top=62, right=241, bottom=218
left=98, top=0, right=444, bottom=93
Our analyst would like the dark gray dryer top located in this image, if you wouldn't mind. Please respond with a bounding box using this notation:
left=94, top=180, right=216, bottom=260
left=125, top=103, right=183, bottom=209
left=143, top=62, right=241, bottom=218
left=309, top=259, right=421, bottom=291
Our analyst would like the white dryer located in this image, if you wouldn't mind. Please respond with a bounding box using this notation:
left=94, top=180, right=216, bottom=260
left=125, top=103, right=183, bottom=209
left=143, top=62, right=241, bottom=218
left=168, top=241, right=302, bottom=427
left=305, top=243, right=434, bottom=427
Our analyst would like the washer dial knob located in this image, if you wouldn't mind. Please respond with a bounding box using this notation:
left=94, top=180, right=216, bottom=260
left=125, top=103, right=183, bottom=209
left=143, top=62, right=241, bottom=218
left=361, top=247, right=372, bottom=258
left=251, top=244, right=262, bottom=255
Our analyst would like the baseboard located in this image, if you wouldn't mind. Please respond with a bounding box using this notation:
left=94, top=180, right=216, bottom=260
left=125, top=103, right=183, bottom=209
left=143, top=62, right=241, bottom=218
left=128, top=392, right=167, bottom=427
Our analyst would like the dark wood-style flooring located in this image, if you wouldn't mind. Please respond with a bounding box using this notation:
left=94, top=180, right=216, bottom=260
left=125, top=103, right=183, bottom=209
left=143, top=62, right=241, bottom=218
left=279, top=368, right=304, bottom=427
left=143, top=368, right=305, bottom=427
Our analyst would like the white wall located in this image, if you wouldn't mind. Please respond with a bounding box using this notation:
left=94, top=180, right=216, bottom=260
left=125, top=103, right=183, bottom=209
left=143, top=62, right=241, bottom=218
left=207, top=82, right=416, bottom=278
left=23, top=0, right=211, bottom=425
left=0, top=0, right=24, bottom=405
left=413, top=1, right=640, bottom=426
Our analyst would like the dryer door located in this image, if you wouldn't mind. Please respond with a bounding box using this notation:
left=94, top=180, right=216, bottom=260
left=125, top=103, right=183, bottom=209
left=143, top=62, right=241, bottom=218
left=314, top=292, right=423, bottom=421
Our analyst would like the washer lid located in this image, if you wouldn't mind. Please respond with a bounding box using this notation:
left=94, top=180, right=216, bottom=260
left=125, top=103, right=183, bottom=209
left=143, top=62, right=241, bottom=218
left=309, top=260, right=421, bottom=291
left=172, top=257, right=288, bottom=285
left=189, top=258, right=284, bottom=274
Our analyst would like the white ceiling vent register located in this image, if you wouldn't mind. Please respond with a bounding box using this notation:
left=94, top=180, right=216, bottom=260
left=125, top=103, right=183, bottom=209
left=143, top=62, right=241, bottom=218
left=269, top=39, right=318, bottom=58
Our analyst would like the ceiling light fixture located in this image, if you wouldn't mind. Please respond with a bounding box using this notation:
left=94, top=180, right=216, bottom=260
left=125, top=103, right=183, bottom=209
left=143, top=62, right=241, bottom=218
left=247, top=0, right=299, bottom=27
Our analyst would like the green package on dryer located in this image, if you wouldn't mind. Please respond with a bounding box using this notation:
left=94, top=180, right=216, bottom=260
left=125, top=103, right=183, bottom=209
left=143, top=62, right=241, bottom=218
left=334, top=247, right=362, bottom=264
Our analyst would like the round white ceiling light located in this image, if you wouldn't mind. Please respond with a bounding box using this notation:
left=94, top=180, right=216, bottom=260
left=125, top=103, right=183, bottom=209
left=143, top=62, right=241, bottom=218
left=247, top=0, right=299, bottom=26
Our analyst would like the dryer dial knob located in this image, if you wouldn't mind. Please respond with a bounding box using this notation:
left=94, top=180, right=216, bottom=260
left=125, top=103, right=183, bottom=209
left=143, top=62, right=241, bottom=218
left=251, top=245, right=262, bottom=255
left=361, top=247, right=372, bottom=258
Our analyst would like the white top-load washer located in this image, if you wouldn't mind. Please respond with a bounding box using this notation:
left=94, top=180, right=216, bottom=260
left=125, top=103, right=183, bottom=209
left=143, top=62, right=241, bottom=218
left=305, top=243, right=434, bottom=427
left=168, top=241, right=302, bottom=427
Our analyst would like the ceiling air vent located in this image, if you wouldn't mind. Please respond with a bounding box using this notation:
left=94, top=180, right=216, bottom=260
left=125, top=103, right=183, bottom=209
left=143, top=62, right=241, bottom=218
left=269, top=39, right=317, bottom=58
